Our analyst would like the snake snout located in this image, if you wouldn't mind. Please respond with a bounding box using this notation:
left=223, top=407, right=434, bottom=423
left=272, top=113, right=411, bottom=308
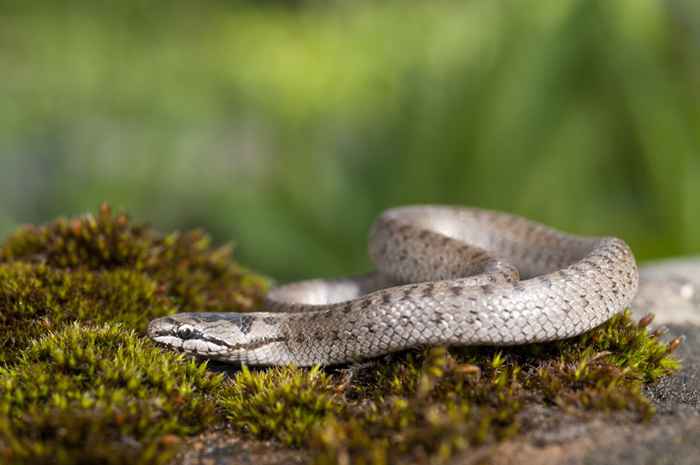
left=147, top=316, right=175, bottom=339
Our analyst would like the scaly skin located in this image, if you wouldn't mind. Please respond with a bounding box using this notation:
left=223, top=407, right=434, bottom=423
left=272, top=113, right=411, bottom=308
left=147, top=206, right=639, bottom=366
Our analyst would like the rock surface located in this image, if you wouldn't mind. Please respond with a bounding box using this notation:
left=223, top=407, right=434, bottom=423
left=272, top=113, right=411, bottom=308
left=477, top=321, right=700, bottom=465
left=632, top=256, right=700, bottom=324
left=179, top=258, right=700, bottom=465
left=179, top=431, right=308, bottom=465
left=470, top=257, right=700, bottom=465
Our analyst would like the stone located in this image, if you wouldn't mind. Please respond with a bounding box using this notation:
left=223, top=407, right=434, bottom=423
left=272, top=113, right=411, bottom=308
left=632, top=256, right=700, bottom=324
left=463, top=257, right=700, bottom=465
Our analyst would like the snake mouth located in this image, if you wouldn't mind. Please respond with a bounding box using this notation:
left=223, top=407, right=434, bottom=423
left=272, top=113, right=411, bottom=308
left=151, top=335, right=290, bottom=366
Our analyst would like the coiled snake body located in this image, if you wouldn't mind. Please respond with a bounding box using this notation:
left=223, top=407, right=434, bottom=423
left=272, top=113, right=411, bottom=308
left=148, top=206, right=639, bottom=366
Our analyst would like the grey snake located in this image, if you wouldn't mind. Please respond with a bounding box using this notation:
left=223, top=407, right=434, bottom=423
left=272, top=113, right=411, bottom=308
left=147, top=205, right=639, bottom=366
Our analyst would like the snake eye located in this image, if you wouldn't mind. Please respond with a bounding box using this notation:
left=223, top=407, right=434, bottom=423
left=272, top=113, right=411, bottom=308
left=177, top=325, right=196, bottom=340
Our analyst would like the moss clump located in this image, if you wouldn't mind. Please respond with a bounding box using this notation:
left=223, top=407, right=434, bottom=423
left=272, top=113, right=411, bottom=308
left=530, top=311, right=679, bottom=418
left=0, top=323, right=223, bottom=465
left=0, top=203, right=268, bottom=362
left=217, top=311, right=680, bottom=465
left=0, top=204, right=267, bottom=465
left=0, top=203, right=267, bottom=312
left=312, top=349, right=523, bottom=465
left=0, top=263, right=174, bottom=363
left=219, top=365, right=343, bottom=447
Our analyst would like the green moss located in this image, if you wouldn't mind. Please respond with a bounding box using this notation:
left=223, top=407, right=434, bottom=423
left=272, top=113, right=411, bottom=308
left=219, top=365, right=343, bottom=447
left=0, top=204, right=267, bottom=464
left=0, top=323, right=223, bottom=465
left=527, top=311, right=679, bottom=419
left=217, top=311, right=680, bottom=465
left=0, top=203, right=268, bottom=362
left=311, top=349, right=522, bottom=465
left=0, top=203, right=268, bottom=312
left=0, top=263, right=174, bottom=363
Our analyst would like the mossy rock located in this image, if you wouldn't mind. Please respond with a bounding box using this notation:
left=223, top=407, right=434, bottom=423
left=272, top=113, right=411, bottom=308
left=0, top=205, right=682, bottom=465
left=0, top=204, right=266, bottom=465
left=219, top=311, right=679, bottom=465
left=0, top=203, right=268, bottom=362
left=0, top=323, right=223, bottom=465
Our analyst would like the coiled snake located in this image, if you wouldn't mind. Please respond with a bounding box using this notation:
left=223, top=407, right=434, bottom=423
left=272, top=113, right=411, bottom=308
left=147, top=206, right=639, bottom=366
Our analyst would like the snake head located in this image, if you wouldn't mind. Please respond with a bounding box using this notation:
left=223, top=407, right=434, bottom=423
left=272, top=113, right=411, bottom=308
left=147, top=312, right=288, bottom=364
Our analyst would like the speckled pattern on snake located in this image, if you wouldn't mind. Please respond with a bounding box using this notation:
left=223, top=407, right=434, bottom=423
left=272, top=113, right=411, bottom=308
left=147, top=205, right=639, bottom=366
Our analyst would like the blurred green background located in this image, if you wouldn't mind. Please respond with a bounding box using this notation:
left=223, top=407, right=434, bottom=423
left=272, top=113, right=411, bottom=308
left=1, top=0, right=699, bottom=282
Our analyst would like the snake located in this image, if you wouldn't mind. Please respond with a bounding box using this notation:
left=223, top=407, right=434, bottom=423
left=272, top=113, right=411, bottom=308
left=147, top=205, right=639, bottom=366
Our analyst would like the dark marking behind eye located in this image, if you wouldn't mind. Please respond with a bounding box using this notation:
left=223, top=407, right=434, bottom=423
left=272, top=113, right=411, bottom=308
left=238, top=316, right=255, bottom=334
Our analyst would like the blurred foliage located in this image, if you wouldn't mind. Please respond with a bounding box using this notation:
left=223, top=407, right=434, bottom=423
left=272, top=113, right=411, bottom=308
left=0, top=0, right=699, bottom=281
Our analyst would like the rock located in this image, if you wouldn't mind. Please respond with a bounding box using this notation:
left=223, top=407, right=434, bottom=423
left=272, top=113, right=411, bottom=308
left=473, top=320, right=700, bottom=465
left=632, top=257, right=700, bottom=324
left=484, top=416, right=700, bottom=465
left=466, top=257, right=700, bottom=465
left=177, top=430, right=308, bottom=465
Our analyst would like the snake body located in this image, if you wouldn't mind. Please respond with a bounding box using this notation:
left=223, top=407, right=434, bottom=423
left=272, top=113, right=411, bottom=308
left=147, top=206, right=639, bottom=366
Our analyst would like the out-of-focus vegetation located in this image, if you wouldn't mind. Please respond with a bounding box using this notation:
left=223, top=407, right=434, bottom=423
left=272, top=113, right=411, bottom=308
left=1, top=0, right=699, bottom=281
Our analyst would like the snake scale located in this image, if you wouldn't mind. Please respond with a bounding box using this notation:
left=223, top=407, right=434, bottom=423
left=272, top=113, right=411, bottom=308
left=147, top=205, right=639, bottom=366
